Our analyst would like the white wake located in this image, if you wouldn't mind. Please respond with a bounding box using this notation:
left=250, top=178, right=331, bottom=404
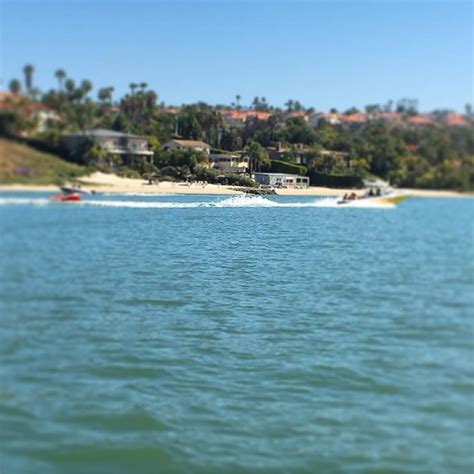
left=0, top=195, right=395, bottom=209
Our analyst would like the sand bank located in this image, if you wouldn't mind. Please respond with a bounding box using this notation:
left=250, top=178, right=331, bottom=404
left=0, top=172, right=471, bottom=198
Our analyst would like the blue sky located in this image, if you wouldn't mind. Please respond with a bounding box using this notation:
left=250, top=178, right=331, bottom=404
left=1, top=0, right=472, bottom=111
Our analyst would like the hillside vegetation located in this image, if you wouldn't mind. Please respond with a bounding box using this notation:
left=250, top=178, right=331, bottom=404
left=2, top=63, right=474, bottom=190
left=0, top=138, right=89, bottom=185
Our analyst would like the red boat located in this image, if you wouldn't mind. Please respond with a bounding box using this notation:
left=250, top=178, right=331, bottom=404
left=50, top=193, right=82, bottom=202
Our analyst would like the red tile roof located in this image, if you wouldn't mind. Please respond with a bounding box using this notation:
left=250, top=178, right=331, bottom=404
left=376, top=112, right=403, bottom=122
left=224, top=110, right=270, bottom=121
left=340, top=113, right=368, bottom=123
left=443, top=114, right=469, bottom=127
left=406, top=115, right=434, bottom=126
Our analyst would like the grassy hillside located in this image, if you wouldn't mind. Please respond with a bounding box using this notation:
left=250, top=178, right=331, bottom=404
left=0, top=138, right=89, bottom=185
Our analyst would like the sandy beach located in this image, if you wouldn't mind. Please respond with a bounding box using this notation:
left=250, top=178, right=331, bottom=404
left=0, top=172, right=470, bottom=198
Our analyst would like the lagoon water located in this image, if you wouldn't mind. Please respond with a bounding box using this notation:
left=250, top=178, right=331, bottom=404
left=0, top=193, right=473, bottom=473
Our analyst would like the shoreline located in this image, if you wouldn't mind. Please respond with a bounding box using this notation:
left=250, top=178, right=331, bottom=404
left=0, top=172, right=471, bottom=198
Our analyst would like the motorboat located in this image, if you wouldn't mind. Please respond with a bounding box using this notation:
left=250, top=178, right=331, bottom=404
left=50, top=193, right=82, bottom=202
left=60, top=185, right=92, bottom=195
left=337, top=188, right=407, bottom=206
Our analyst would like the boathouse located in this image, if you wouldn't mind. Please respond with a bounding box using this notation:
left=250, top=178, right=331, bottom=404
left=253, top=172, right=309, bottom=189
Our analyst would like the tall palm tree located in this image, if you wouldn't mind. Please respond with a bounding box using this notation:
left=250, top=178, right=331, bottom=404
left=55, top=69, right=66, bottom=91
left=107, top=87, right=115, bottom=104
left=129, top=83, right=138, bottom=95
left=23, top=64, right=34, bottom=95
left=139, top=82, right=148, bottom=92
left=235, top=94, right=241, bottom=109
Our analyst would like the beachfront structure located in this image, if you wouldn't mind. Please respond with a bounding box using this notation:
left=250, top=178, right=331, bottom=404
left=62, top=129, right=153, bottom=164
left=209, top=153, right=249, bottom=174
left=253, top=172, right=310, bottom=189
left=163, top=139, right=210, bottom=155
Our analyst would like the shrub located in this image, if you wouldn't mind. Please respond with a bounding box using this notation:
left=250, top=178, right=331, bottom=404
left=270, top=160, right=307, bottom=176
left=308, top=171, right=363, bottom=188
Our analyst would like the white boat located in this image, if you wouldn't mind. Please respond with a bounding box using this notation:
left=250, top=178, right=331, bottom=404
left=60, top=185, right=93, bottom=195
left=337, top=188, right=407, bottom=206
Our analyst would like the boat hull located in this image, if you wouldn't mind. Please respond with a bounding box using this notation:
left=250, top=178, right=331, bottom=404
left=337, top=194, right=408, bottom=206
left=50, top=193, right=82, bottom=202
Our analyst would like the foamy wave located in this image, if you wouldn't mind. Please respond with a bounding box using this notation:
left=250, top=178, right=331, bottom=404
left=0, top=195, right=395, bottom=209
left=101, top=192, right=176, bottom=197
left=0, top=197, right=50, bottom=206
left=85, top=200, right=202, bottom=208
left=211, top=195, right=281, bottom=208
left=88, top=196, right=281, bottom=208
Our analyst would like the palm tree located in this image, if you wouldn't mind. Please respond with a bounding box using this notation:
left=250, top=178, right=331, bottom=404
left=244, top=140, right=270, bottom=173
left=98, top=87, right=110, bottom=103
left=8, top=79, right=21, bottom=94
left=80, top=79, right=93, bottom=97
left=129, top=83, right=138, bottom=95
left=285, top=99, right=294, bottom=112
left=23, top=64, right=34, bottom=95
left=235, top=94, right=241, bottom=110
left=294, top=100, right=303, bottom=112
left=139, top=82, right=148, bottom=92
left=55, top=69, right=66, bottom=91
left=107, top=87, right=115, bottom=104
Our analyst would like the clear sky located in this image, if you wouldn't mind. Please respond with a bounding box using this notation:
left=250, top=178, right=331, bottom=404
left=1, top=0, right=472, bottom=112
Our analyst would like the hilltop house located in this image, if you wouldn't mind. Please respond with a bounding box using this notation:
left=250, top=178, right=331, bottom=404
left=406, top=115, right=434, bottom=127
left=0, top=92, right=59, bottom=134
left=222, top=110, right=271, bottom=127
left=440, top=113, right=470, bottom=127
left=266, top=143, right=349, bottom=166
left=309, top=113, right=342, bottom=126
left=62, top=129, right=153, bottom=164
left=163, top=139, right=210, bottom=155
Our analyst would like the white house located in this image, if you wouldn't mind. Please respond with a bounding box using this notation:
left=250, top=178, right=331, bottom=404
left=253, top=172, right=309, bottom=189
left=62, top=129, right=153, bottom=164
left=208, top=153, right=249, bottom=174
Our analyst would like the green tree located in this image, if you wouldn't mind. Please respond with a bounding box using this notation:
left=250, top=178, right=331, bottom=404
left=98, top=87, right=114, bottom=104
left=285, top=117, right=316, bottom=145
left=244, top=140, right=270, bottom=173
left=23, top=64, right=34, bottom=95
left=80, top=80, right=93, bottom=98
left=220, top=129, right=243, bottom=151
left=8, top=79, right=21, bottom=94
left=55, top=69, right=66, bottom=91
left=65, top=79, right=76, bottom=94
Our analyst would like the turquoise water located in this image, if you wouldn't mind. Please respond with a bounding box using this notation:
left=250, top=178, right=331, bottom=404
left=0, top=192, right=473, bottom=473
